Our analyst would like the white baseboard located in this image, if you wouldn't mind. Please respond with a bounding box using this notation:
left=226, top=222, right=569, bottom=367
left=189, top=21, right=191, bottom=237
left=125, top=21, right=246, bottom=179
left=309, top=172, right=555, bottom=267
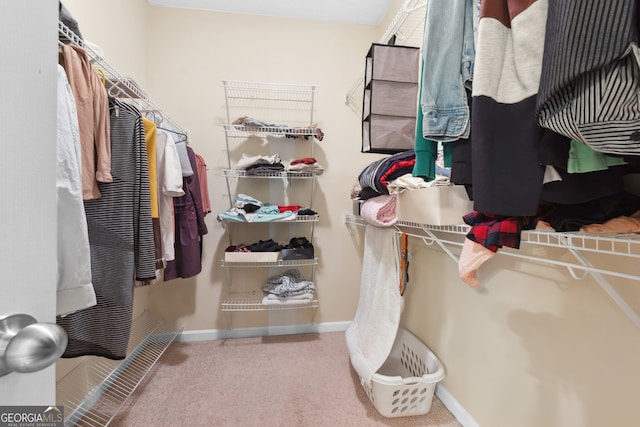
left=176, top=321, right=352, bottom=342
left=436, top=384, right=480, bottom=427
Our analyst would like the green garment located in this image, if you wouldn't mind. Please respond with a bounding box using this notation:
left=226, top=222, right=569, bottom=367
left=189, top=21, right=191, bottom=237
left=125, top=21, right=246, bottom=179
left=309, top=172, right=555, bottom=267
left=568, top=139, right=626, bottom=173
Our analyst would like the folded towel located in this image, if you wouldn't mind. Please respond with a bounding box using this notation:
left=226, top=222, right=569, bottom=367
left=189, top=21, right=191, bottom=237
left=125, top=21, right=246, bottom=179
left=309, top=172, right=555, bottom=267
left=262, top=294, right=314, bottom=305
left=266, top=292, right=314, bottom=301
left=360, top=195, right=397, bottom=227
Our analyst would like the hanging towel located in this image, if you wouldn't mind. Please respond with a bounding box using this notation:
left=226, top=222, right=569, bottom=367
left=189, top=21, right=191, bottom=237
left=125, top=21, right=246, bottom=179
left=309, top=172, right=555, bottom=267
left=345, top=225, right=404, bottom=386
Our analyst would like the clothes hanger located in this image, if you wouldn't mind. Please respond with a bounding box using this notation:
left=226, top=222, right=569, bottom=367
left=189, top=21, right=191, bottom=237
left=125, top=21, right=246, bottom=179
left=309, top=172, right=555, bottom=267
left=96, top=68, right=106, bottom=86
left=107, top=82, right=124, bottom=98
left=157, top=126, right=188, bottom=143
left=140, top=109, right=164, bottom=125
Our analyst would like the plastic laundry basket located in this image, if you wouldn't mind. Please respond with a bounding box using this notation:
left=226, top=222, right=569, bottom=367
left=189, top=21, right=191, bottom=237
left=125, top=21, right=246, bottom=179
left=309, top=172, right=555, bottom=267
left=360, top=328, right=446, bottom=418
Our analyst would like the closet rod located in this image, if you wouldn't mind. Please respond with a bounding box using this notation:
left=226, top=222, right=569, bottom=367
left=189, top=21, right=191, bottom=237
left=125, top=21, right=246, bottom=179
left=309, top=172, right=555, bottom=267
left=58, top=20, right=188, bottom=140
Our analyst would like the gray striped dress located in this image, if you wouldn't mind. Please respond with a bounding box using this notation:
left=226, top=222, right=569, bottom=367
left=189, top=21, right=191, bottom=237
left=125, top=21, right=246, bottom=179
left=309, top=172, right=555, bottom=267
left=58, top=98, right=156, bottom=360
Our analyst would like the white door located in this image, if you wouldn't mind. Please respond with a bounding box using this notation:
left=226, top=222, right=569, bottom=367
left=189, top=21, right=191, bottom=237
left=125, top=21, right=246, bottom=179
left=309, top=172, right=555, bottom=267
left=0, top=1, right=59, bottom=405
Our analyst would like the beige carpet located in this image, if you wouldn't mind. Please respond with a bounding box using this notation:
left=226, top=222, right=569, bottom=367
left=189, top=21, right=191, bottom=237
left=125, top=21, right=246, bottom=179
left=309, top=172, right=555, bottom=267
left=109, top=331, right=461, bottom=427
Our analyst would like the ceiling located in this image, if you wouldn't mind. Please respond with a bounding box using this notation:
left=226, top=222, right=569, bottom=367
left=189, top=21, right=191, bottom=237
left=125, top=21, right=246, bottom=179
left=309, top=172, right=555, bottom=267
left=147, top=0, right=393, bottom=25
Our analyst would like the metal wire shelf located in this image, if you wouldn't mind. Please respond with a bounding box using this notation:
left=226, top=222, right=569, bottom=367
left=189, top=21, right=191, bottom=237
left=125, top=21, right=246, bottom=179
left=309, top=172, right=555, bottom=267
left=344, top=212, right=640, bottom=329
left=222, top=123, right=320, bottom=139
left=223, top=169, right=320, bottom=179
left=219, top=215, right=319, bottom=224
left=221, top=291, right=319, bottom=312
left=222, top=80, right=316, bottom=103
left=381, top=217, right=640, bottom=259
left=56, top=311, right=182, bottom=427
left=221, top=258, right=318, bottom=268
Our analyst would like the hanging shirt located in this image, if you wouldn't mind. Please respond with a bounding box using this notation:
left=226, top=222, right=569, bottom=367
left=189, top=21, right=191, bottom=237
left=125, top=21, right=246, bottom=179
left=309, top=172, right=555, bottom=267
left=142, top=117, right=163, bottom=272
left=56, top=64, right=96, bottom=316
left=194, top=151, right=211, bottom=216
left=58, top=44, right=111, bottom=200
left=164, top=146, right=208, bottom=281
left=156, top=129, right=185, bottom=264
left=470, top=0, right=548, bottom=216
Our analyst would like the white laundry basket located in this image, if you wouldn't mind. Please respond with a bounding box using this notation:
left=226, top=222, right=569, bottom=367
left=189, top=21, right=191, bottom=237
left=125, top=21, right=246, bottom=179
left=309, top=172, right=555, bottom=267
left=360, top=328, right=445, bottom=418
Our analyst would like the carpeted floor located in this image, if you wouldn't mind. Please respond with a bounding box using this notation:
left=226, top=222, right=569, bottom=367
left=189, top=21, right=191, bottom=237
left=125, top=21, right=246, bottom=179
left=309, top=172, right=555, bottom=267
left=105, top=331, right=460, bottom=427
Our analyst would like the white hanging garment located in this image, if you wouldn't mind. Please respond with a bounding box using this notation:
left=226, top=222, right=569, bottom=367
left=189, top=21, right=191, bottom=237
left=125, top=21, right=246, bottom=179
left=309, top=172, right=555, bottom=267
left=56, top=64, right=96, bottom=316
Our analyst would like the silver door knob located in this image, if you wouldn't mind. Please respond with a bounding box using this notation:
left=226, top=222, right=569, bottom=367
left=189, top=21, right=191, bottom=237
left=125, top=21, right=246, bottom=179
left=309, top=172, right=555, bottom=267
left=0, top=314, right=68, bottom=377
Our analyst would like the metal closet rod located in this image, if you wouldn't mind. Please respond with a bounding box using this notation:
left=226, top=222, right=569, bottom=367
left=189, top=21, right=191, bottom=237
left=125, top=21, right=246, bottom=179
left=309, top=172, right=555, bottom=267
left=58, top=20, right=188, bottom=140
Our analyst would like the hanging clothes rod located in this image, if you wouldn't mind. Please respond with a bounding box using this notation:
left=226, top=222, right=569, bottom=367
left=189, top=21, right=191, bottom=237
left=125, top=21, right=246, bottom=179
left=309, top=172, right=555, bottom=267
left=57, top=20, right=189, bottom=140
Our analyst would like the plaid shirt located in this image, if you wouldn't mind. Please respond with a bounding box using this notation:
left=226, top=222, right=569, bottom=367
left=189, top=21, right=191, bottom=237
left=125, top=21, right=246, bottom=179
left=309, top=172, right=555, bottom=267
left=464, top=212, right=539, bottom=252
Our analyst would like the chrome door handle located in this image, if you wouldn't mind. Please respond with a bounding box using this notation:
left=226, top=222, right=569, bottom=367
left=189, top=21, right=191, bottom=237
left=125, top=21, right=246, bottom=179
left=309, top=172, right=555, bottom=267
left=0, top=314, right=68, bottom=377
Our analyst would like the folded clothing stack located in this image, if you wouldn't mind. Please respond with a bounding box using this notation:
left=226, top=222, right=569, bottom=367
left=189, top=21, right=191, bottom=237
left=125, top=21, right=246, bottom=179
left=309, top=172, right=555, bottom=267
left=288, top=157, right=324, bottom=175
left=261, top=268, right=315, bottom=305
left=225, top=239, right=284, bottom=253
left=283, top=236, right=313, bottom=250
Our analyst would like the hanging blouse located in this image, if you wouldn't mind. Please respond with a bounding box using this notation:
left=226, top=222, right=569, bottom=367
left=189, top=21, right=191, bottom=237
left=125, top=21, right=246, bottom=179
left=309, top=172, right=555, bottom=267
left=156, top=129, right=185, bottom=265
left=56, top=64, right=96, bottom=316
left=164, top=146, right=208, bottom=281
left=58, top=43, right=111, bottom=200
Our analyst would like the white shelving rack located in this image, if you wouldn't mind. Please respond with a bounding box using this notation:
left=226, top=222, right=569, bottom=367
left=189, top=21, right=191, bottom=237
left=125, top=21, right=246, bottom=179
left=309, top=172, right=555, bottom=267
left=219, top=80, right=322, bottom=327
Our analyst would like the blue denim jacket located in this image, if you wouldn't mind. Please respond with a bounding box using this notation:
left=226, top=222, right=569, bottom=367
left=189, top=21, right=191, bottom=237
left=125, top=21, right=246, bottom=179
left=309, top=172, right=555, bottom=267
left=420, top=0, right=476, bottom=142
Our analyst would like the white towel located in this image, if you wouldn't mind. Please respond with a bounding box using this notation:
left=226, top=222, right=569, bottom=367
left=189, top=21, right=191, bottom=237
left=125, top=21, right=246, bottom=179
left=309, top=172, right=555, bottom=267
left=345, top=225, right=404, bottom=386
left=261, top=294, right=314, bottom=305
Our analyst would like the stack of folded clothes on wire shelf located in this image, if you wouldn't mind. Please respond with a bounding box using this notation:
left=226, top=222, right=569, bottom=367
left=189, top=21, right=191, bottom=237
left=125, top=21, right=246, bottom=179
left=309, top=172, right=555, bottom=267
left=261, top=269, right=316, bottom=305
left=218, top=194, right=318, bottom=223
left=232, top=116, right=324, bottom=141
left=287, top=157, right=324, bottom=175
left=225, top=239, right=284, bottom=254
left=236, top=153, right=285, bottom=175
left=280, top=236, right=314, bottom=260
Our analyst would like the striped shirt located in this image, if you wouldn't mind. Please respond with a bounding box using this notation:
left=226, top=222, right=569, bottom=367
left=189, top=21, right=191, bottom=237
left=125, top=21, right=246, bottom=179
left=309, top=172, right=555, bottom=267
left=536, top=0, right=640, bottom=156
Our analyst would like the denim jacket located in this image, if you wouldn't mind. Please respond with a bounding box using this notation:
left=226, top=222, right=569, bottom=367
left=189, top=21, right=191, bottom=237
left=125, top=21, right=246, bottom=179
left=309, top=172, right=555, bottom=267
left=420, top=0, right=476, bottom=142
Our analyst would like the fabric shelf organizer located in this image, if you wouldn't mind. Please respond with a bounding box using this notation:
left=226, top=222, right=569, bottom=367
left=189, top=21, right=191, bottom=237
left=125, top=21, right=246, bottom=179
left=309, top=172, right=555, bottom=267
left=362, top=43, right=420, bottom=154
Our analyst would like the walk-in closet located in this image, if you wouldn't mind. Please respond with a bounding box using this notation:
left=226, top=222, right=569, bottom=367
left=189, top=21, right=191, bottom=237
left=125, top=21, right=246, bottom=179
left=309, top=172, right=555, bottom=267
left=2, top=1, right=640, bottom=426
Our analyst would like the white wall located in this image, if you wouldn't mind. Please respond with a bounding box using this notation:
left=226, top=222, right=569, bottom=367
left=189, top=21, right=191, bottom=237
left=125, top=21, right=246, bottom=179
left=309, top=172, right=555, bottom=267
left=138, top=2, right=383, bottom=330
left=57, top=1, right=640, bottom=426
left=403, top=240, right=640, bottom=427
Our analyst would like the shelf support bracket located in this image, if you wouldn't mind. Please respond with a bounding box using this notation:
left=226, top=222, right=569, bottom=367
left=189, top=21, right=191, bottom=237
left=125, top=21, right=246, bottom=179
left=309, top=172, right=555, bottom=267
left=566, top=246, right=640, bottom=329
left=419, top=225, right=460, bottom=264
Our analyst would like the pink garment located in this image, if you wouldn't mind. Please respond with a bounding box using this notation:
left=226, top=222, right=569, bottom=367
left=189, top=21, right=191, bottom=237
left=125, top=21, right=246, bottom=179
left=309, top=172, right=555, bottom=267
left=360, top=195, right=397, bottom=227
left=580, top=216, right=640, bottom=233
left=58, top=44, right=111, bottom=200
left=458, top=238, right=495, bottom=287
left=194, top=152, right=211, bottom=215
